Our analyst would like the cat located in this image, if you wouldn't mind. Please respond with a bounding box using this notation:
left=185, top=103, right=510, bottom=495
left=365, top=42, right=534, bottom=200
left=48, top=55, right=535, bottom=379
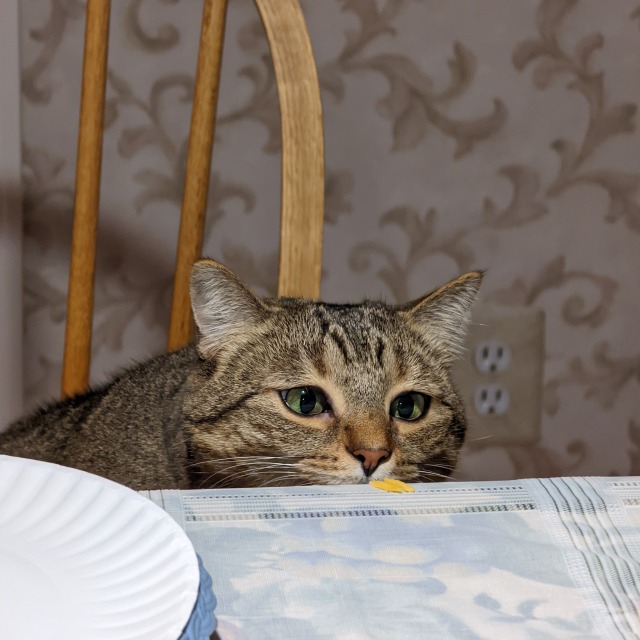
left=0, top=259, right=482, bottom=491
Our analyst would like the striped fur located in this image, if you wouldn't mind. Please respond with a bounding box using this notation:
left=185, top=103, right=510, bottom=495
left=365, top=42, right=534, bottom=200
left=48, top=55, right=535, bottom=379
left=0, top=260, right=482, bottom=490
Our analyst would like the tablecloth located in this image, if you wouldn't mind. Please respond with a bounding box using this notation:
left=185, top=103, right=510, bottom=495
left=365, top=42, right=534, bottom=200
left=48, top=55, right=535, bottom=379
left=144, top=477, right=640, bottom=639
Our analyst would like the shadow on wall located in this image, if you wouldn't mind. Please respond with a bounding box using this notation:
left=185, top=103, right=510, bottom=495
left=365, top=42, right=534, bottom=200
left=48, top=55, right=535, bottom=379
left=0, top=182, right=23, bottom=429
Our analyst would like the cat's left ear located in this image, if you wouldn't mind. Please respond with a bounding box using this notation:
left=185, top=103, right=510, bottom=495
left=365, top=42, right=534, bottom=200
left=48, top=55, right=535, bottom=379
left=190, top=259, right=266, bottom=359
left=400, top=271, right=483, bottom=359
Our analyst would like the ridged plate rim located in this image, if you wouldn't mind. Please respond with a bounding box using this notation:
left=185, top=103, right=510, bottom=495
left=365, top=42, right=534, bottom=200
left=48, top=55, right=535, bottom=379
left=0, top=455, right=200, bottom=640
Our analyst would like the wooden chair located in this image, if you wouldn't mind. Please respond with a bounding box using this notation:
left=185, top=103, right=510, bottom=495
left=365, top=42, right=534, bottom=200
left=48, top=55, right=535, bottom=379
left=61, top=0, right=325, bottom=398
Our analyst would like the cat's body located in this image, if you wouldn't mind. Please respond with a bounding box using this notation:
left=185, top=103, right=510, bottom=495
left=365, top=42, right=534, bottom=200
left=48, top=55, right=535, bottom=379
left=1, top=347, right=195, bottom=489
left=0, top=260, right=482, bottom=491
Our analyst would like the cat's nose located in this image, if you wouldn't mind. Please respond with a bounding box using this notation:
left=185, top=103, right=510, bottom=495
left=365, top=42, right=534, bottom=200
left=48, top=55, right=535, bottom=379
left=350, top=448, right=391, bottom=476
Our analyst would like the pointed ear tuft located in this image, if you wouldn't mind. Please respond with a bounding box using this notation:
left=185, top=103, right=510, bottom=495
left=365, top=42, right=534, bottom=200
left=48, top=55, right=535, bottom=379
left=190, top=259, right=265, bottom=358
left=401, top=271, right=484, bottom=359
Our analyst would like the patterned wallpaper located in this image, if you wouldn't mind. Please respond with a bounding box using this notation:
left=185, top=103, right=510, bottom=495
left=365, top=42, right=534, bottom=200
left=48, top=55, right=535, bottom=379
left=19, top=0, right=640, bottom=480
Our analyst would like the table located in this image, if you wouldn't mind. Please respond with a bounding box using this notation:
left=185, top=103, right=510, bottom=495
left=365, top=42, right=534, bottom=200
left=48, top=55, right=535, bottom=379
left=143, top=477, right=640, bottom=639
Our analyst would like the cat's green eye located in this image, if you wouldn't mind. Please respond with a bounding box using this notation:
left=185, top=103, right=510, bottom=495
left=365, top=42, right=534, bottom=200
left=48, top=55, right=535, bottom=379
left=280, top=387, right=330, bottom=416
left=390, top=392, right=431, bottom=421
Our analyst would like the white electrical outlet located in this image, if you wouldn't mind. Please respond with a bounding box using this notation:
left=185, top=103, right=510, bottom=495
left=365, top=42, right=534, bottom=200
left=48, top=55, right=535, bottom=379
left=475, top=340, right=512, bottom=374
left=474, top=383, right=510, bottom=416
left=453, top=303, right=545, bottom=447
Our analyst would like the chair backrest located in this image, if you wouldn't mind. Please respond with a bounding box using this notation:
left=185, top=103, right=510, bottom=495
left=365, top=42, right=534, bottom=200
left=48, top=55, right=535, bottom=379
left=61, top=0, right=325, bottom=398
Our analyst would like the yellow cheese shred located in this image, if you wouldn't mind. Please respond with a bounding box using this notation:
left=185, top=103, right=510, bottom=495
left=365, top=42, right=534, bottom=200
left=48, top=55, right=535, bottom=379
left=369, top=480, right=402, bottom=493
left=383, top=478, right=415, bottom=493
left=369, top=478, right=415, bottom=493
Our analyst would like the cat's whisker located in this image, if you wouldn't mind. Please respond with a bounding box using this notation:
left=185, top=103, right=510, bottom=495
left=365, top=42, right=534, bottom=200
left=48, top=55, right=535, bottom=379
left=423, top=469, right=466, bottom=482
left=423, top=463, right=474, bottom=482
left=218, top=460, right=302, bottom=474
left=201, top=459, right=306, bottom=489
left=416, top=469, right=454, bottom=482
left=193, top=460, right=302, bottom=473
left=425, top=467, right=457, bottom=477
left=208, top=467, right=276, bottom=487
left=303, top=468, right=359, bottom=485
left=211, top=463, right=300, bottom=479
left=187, top=456, right=297, bottom=468
left=203, top=455, right=297, bottom=462
left=226, top=469, right=302, bottom=489
left=198, top=463, right=285, bottom=489
left=420, top=461, right=458, bottom=473
left=186, top=455, right=302, bottom=471
left=259, top=473, right=309, bottom=488
left=197, top=473, right=218, bottom=489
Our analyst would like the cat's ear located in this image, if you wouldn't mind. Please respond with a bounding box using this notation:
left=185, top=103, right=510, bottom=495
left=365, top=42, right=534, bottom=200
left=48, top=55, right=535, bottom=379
left=400, top=271, right=483, bottom=359
left=190, top=259, right=265, bottom=358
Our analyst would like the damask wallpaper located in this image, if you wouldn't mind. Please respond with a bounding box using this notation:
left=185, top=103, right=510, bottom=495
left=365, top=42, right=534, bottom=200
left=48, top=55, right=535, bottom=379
left=18, top=0, right=640, bottom=480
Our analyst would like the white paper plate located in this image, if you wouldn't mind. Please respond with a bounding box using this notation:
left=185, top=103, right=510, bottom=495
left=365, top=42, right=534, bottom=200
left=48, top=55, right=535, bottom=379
left=0, top=455, right=200, bottom=640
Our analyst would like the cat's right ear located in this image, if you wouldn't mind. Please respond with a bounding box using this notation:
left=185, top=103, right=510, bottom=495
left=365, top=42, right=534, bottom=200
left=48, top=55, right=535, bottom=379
left=190, top=259, right=265, bottom=359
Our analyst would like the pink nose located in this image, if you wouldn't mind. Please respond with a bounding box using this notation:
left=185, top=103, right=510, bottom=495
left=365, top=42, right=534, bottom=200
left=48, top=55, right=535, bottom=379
left=350, top=448, right=391, bottom=476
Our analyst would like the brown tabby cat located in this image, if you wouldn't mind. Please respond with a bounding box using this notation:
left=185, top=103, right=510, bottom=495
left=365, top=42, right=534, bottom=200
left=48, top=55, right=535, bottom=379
left=0, top=259, right=482, bottom=491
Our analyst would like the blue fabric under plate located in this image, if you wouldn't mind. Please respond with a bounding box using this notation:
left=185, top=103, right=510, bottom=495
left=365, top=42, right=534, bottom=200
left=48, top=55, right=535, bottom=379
left=178, top=554, right=216, bottom=640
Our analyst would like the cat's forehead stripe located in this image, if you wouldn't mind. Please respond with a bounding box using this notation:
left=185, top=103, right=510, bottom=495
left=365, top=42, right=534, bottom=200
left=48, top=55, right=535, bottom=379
left=376, top=338, right=385, bottom=368
left=280, top=299, right=447, bottom=389
left=310, top=304, right=394, bottom=376
left=327, top=329, right=353, bottom=365
left=313, top=306, right=356, bottom=366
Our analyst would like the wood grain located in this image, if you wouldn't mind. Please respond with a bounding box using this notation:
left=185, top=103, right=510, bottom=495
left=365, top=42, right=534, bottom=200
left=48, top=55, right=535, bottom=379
left=63, top=0, right=324, bottom=387
left=61, top=0, right=111, bottom=398
left=167, top=0, right=229, bottom=351
left=255, top=0, right=325, bottom=300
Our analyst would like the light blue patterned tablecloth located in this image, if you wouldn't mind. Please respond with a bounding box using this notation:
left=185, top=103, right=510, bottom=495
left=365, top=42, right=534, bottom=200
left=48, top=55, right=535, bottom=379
left=144, top=477, right=640, bottom=639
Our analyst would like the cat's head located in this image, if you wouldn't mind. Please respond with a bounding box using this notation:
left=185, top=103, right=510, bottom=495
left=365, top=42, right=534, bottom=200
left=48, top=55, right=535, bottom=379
left=183, top=259, right=482, bottom=488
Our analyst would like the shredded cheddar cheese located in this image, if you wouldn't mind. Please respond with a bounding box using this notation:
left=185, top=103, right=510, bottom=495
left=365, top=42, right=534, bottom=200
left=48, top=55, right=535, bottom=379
left=369, top=478, right=415, bottom=493
left=383, top=478, right=415, bottom=493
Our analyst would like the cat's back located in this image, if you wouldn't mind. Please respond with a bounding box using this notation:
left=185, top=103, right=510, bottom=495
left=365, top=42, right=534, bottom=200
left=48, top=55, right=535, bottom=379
left=0, top=346, right=198, bottom=490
